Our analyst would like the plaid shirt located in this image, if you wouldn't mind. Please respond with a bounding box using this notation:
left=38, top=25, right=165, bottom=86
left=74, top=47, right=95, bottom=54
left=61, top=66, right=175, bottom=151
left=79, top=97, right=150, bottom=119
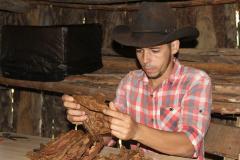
left=114, top=59, right=212, bottom=160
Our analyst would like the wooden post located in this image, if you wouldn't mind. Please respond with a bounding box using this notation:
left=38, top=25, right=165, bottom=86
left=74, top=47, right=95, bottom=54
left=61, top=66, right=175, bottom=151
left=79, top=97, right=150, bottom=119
left=196, top=6, right=217, bottom=49
left=16, top=90, right=43, bottom=136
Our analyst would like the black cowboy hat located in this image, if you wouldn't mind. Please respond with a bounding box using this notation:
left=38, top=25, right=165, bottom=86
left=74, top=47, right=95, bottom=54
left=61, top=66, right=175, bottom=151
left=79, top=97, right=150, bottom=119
left=112, top=2, right=199, bottom=48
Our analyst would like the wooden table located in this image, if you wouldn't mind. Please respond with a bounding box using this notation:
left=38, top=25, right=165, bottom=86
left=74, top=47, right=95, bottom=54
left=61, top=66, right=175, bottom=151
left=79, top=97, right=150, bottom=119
left=0, top=132, right=194, bottom=160
left=0, top=132, right=49, bottom=160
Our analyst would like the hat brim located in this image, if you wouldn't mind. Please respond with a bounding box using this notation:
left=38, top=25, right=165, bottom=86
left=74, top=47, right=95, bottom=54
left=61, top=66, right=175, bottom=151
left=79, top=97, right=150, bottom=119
left=112, top=25, right=199, bottom=48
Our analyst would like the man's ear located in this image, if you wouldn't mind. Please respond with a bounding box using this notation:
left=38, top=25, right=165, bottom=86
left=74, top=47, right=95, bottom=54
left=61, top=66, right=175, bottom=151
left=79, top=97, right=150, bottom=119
left=170, top=40, right=180, bottom=55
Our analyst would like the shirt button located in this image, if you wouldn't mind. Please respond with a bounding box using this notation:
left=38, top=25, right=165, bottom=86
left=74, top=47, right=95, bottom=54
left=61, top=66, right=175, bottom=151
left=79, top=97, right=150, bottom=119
left=151, top=119, right=154, bottom=123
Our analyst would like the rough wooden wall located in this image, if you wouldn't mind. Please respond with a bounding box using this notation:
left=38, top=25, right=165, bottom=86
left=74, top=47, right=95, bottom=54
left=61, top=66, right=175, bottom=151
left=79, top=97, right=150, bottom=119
left=0, top=88, right=12, bottom=132
left=0, top=3, right=238, bottom=137
left=41, top=92, right=70, bottom=137
left=176, top=4, right=237, bottom=48
left=0, top=3, right=237, bottom=55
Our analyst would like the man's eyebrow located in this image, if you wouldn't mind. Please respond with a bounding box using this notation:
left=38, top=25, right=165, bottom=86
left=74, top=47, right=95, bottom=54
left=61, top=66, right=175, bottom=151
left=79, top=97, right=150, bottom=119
left=149, top=46, right=161, bottom=49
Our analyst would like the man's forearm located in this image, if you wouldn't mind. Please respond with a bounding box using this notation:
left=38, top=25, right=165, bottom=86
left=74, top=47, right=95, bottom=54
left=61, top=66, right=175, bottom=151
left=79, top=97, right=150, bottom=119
left=133, top=123, right=195, bottom=158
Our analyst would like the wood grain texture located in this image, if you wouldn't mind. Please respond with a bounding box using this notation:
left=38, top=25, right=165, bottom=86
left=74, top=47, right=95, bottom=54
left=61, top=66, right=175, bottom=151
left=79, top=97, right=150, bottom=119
left=0, top=0, right=30, bottom=13
left=41, top=93, right=70, bottom=138
left=0, top=89, right=12, bottom=131
left=205, top=123, right=240, bottom=159
left=16, top=90, right=42, bottom=136
left=0, top=3, right=236, bottom=55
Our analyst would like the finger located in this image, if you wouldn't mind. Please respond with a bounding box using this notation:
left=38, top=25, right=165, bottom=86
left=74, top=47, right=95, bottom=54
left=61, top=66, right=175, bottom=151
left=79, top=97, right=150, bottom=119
left=67, top=109, right=86, bottom=116
left=103, top=109, right=126, bottom=120
left=63, top=101, right=81, bottom=110
left=109, top=102, right=117, bottom=111
left=110, top=123, right=126, bottom=134
left=109, top=117, right=126, bottom=128
left=62, top=94, right=75, bottom=102
left=66, top=114, right=87, bottom=124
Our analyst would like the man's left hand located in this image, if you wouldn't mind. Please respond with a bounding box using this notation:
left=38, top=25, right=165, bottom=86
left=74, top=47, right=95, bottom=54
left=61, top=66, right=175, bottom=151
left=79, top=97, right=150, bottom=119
left=103, top=102, right=139, bottom=140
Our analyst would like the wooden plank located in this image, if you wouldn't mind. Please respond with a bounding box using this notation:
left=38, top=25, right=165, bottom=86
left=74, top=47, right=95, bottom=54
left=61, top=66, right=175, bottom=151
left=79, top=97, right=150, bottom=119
left=213, top=83, right=240, bottom=96
left=100, top=56, right=240, bottom=74
left=28, top=1, right=140, bottom=11
left=213, top=93, right=240, bottom=103
left=212, top=102, right=240, bottom=114
left=41, top=93, right=70, bottom=138
left=48, top=0, right=140, bottom=4
left=179, top=48, right=240, bottom=56
left=0, top=132, right=49, bottom=160
left=0, top=74, right=240, bottom=114
left=0, top=89, right=12, bottom=131
left=102, top=48, right=240, bottom=63
left=45, top=0, right=238, bottom=6
left=16, top=91, right=42, bottom=136
left=25, top=0, right=238, bottom=11
left=169, top=0, right=237, bottom=8
left=7, top=0, right=233, bottom=15
left=0, top=75, right=117, bottom=99
left=0, top=0, right=30, bottom=13
left=101, top=146, right=194, bottom=160
left=205, top=123, right=240, bottom=159
left=195, top=5, right=217, bottom=49
left=1, top=74, right=240, bottom=100
left=182, top=62, right=240, bottom=74
left=1, top=123, right=239, bottom=160
left=0, top=132, right=194, bottom=160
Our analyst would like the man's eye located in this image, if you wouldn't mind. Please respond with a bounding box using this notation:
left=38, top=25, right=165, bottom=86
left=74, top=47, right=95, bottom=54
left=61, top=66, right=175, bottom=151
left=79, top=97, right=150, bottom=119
left=152, top=49, right=160, bottom=53
left=136, top=49, right=143, bottom=53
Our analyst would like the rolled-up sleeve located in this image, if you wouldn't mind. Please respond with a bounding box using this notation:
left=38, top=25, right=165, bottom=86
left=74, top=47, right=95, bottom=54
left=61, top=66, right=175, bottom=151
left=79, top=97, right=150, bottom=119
left=178, top=75, right=212, bottom=158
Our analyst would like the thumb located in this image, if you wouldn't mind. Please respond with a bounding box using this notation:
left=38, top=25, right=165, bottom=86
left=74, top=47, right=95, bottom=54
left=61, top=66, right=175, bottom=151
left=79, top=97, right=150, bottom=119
left=109, top=102, right=117, bottom=111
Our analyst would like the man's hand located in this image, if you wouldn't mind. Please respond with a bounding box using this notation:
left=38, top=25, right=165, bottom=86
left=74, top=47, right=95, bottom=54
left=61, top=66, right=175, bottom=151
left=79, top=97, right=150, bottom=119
left=103, top=102, right=139, bottom=140
left=62, top=94, right=87, bottom=124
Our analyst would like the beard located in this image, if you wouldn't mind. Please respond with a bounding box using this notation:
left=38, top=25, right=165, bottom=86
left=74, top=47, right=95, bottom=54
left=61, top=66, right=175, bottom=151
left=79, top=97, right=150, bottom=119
left=147, top=70, right=164, bottom=79
left=143, top=55, right=172, bottom=80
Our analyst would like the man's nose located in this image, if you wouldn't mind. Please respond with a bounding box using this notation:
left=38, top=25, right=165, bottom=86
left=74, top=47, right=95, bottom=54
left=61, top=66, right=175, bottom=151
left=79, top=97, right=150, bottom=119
left=143, top=51, right=150, bottom=64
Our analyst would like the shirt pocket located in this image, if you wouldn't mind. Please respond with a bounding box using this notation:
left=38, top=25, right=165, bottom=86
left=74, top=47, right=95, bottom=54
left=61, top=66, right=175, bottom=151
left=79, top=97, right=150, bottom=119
left=159, top=105, right=181, bottom=131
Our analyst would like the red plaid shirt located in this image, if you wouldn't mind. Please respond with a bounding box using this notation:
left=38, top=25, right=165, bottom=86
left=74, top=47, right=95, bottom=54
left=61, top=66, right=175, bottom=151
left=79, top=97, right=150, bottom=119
left=114, top=59, right=212, bottom=160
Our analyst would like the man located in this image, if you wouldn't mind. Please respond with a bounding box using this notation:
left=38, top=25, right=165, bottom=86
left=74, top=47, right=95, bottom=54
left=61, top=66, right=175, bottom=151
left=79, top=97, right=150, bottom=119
left=62, top=2, right=212, bottom=160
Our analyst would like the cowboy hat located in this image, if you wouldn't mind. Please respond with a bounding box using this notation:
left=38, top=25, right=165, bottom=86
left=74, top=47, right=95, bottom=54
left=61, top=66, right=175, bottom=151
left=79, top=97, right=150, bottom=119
left=112, top=2, right=199, bottom=48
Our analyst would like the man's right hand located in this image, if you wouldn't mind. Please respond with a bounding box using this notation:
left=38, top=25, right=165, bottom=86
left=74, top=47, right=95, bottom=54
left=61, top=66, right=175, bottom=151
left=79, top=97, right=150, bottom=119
left=62, top=94, right=87, bottom=124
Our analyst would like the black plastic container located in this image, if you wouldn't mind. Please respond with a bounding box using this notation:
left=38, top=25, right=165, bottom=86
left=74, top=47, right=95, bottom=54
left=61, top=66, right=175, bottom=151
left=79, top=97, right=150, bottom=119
left=1, top=24, right=103, bottom=81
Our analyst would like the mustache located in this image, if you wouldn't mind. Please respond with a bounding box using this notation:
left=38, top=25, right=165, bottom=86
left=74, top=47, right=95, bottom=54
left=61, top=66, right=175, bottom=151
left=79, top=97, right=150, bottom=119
left=142, top=63, right=153, bottom=68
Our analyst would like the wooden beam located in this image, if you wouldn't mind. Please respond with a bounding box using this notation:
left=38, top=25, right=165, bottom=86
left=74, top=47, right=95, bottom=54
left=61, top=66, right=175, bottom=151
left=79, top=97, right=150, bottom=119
left=212, top=102, right=240, bottom=114
left=0, top=75, right=117, bottom=100
left=213, top=83, right=240, bottom=96
left=100, top=56, right=240, bottom=75
left=0, top=0, right=237, bottom=13
left=169, top=0, right=237, bottom=8
left=181, top=62, right=240, bottom=75
left=25, top=0, right=238, bottom=11
left=205, top=122, right=240, bottom=159
left=0, top=73, right=239, bottom=114
left=0, top=0, right=30, bottom=13
left=213, top=93, right=240, bottom=103
left=49, top=0, right=140, bottom=4
left=28, top=0, right=140, bottom=11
